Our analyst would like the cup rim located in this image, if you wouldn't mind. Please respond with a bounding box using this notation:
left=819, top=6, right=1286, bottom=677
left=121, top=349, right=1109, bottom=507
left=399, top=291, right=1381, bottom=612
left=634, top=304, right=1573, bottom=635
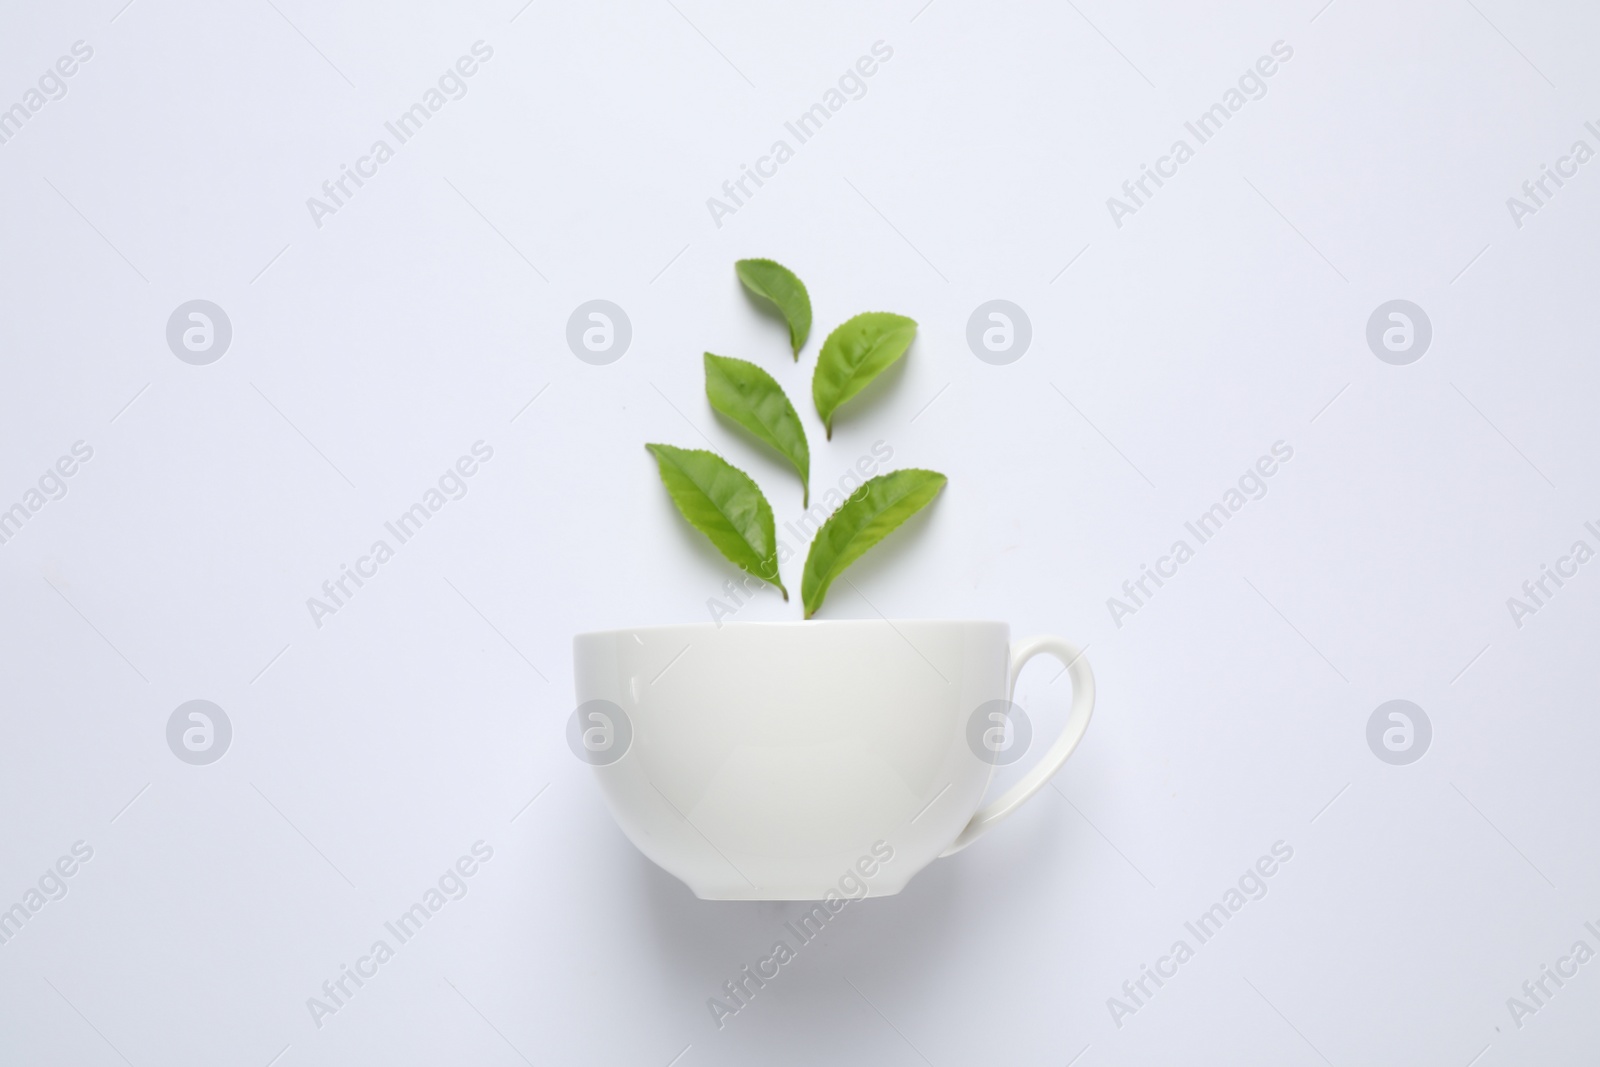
left=574, top=618, right=1009, bottom=641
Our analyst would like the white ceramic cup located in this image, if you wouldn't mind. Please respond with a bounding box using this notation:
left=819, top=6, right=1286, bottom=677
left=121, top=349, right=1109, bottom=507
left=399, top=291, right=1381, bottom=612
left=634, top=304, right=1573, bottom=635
left=570, top=620, right=1094, bottom=900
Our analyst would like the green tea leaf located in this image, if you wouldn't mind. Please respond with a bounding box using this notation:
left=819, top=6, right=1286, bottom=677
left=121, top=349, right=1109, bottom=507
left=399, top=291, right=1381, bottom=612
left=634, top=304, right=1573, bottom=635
left=801, top=469, right=946, bottom=618
left=736, top=259, right=812, bottom=358
left=704, top=353, right=811, bottom=506
left=812, top=312, right=917, bottom=439
left=646, top=444, right=787, bottom=599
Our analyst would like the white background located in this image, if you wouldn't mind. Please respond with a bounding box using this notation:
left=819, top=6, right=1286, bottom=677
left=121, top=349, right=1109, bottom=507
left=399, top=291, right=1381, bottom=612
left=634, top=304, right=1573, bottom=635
left=2, top=0, right=1598, bottom=1064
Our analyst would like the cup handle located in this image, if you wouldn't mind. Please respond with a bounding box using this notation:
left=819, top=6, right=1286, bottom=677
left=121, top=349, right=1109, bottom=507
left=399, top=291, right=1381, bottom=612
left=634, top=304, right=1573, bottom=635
left=939, top=636, right=1096, bottom=857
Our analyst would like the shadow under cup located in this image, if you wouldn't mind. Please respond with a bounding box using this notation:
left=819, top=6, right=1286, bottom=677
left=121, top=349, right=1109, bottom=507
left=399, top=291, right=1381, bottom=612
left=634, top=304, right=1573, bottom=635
left=571, top=620, right=1011, bottom=900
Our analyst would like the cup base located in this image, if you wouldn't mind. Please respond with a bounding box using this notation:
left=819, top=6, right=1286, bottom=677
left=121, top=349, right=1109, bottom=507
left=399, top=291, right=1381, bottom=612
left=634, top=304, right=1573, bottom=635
left=690, top=880, right=909, bottom=902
